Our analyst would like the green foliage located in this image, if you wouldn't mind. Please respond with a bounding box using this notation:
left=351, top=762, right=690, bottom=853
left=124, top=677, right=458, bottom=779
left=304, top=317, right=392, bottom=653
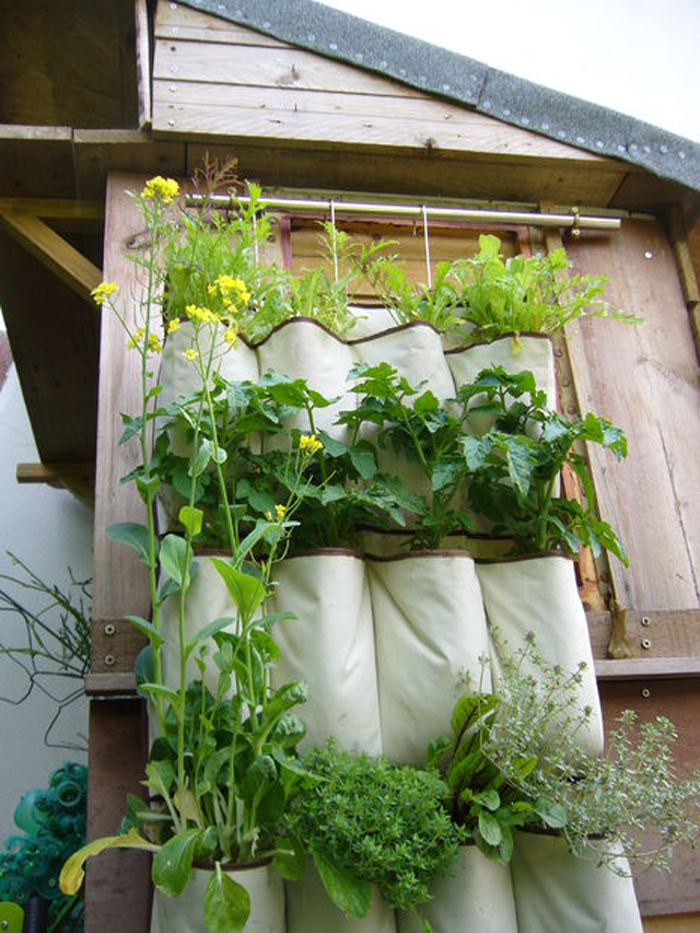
left=466, top=639, right=700, bottom=872
left=428, top=692, right=561, bottom=866
left=458, top=366, right=628, bottom=560
left=449, top=233, right=642, bottom=343
left=286, top=741, right=464, bottom=915
left=0, top=555, right=91, bottom=751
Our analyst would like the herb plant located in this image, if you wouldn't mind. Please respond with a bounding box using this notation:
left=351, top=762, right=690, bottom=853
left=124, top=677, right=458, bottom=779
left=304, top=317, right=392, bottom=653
left=465, top=638, right=700, bottom=872
left=460, top=367, right=628, bottom=561
left=286, top=740, right=464, bottom=919
left=449, top=233, right=642, bottom=346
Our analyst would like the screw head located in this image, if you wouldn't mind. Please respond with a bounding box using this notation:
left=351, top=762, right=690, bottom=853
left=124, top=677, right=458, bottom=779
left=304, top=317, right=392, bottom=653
left=641, top=616, right=651, bottom=627
left=641, top=638, right=651, bottom=650
left=104, top=654, right=116, bottom=667
left=641, top=688, right=651, bottom=698
left=104, top=623, right=116, bottom=636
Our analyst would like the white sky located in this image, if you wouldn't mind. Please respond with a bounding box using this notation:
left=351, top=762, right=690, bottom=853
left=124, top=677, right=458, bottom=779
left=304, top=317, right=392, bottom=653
left=320, top=0, right=700, bottom=144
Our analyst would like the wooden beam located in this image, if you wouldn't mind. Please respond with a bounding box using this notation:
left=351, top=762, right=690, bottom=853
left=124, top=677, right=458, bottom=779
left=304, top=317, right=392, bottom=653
left=0, top=213, right=102, bottom=304
left=0, top=198, right=103, bottom=220
left=16, top=461, right=95, bottom=507
left=85, top=672, right=138, bottom=696
left=596, top=657, right=700, bottom=681
left=666, top=205, right=700, bottom=364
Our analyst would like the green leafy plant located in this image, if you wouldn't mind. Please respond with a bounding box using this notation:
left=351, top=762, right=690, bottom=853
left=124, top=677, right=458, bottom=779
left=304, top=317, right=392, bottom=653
left=285, top=740, right=464, bottom=920
left=449, top=233, right=642, bottom=346
left=61, top=176, right=323, bottom=932
left=464, top=637, right=700, bottom=872
left=0, top=554, right=91, bottom=750
left=337, top=361, right=474, bottom=548
left=355, top=243, right=463, bottom=331
left=427, top=690, right=565, bottom=867
left=460, top=366, right=628, bottom=561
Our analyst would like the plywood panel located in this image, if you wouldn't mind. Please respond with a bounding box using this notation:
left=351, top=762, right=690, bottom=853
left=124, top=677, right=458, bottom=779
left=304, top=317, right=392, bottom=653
left=566, top=221, right=700, bottom=611
left=156, top=2, right=286, bottom=46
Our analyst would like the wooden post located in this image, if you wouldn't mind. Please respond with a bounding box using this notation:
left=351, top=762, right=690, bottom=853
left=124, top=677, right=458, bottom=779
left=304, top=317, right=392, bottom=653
left=86, top=173, right=154, bottom=932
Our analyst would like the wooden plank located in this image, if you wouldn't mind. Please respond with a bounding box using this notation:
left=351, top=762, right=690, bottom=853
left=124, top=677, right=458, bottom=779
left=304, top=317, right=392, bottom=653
left=93, top=172, right=154, bottom=625
left=85, top=672, right=138, bottom=696
left=154, top=37, right=428, bottom=98
left=85, top=699, right=151, bottom=933
left=155, top=79, right=614, bottom=166
left=73, top=130, right=185, bottom=200
left=587, top=609, right=700, bottom=660
left=0, top=133, right=75, bottom=199
left=0, top=198, right=103, bottom=220
left=0, top=229, right=99, bottom=463
left=186, top=141, right=626, bottom=208
left=155, top=93, right=624, bottom=172
left=644, top=915, right=700, bottom=932
left=596, top=657, right=700, bottom=680
left=16, top=461, right=95, bottom=507
left=0, top=213, right=102, bottom=303
left=600, top=679, right=700, bottom=916
left=565, top=221, right=700, bottom=611
left=91, top=616, right=148, bottom=677
left=156, top=2, right=286, bottom=47
left=135, top=0, right=152, bottom=129
left=666, top=205, right=700, bottom=363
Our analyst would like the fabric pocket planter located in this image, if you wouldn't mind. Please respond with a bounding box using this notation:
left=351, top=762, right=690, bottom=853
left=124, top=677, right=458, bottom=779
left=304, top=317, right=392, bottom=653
left=446, top=333, right=556, bottom=433
left=269, top=550, right=383, bottom=755
left=150, top=859, right=285, bottom=933
left=511, top=829, right=643, bottom=933
left=159, top=551, right=236, bottom=700
left=257, top=318, right=356, bottom=448
left=367, top=550, right=490, bottom=766
left=475, top=552, right=604, bottom=757
left=285, top=859, right=397, bottom=933
left=396, top=843, right=518, bottom=933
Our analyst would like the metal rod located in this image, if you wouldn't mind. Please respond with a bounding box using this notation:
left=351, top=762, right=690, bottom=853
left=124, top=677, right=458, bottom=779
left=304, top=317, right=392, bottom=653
left=186, top=193, right=621, bottom=231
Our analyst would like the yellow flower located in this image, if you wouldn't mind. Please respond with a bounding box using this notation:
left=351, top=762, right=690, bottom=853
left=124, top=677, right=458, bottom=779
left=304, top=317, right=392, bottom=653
left=167, top=317, right=181, bottom=334
left=182, top=348, right=198, bottom=362
left=91, top=281, right=119, bottom=306
left=275, top=503, right=286, bottom=521
left=213, top=275, right=251, bottom=309
left=127, top=327, right=145, bottom=350
left=147, top=333, right=163, bottom=354
left=299, top=434, right=323, bottom=455
left=223, top=327, right=238, bottom=347
left=142, top=176, right=180, bottom=204
left=185, top=304, right=218, bottom=325
left=127, top=327, right=162, bottom=354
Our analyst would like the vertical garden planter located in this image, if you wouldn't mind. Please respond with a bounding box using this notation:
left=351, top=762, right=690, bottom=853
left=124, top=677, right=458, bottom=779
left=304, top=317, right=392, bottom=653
left=150, top=860, right=285, bottom=933
left=160, top=552, right=236, bottom=698
left=285, top=860, right=397, bottom=933
left=445, top=333, right=556, bottom=406
left=397, top=844, right=518, bottom=933
left=269, top=551, right=383, bottom=755
left=367, top=550, right=491, bottom=766
left=475, top=553, right=603, bottom=756
left=257, top=318, right=355, bottom=446
left=511, top=830, right=643, bottom=933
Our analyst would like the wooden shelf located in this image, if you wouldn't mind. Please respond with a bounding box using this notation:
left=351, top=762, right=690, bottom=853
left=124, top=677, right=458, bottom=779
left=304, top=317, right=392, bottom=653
left=595, top=657, right=700, bottom=681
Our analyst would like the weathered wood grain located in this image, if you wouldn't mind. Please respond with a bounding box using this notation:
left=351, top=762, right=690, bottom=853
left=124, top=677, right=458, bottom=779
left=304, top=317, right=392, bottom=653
left=156, top=2, right=286, bottom=47
left=588, top=609, right=700, bottom=659
left=566, top=221, right=700, bottom=611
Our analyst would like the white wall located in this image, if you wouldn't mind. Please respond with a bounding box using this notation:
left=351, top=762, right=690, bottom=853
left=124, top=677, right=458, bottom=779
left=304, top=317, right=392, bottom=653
left=0, top=337, right=93, bottom=841
left=323, top=0, right=700, bottom=144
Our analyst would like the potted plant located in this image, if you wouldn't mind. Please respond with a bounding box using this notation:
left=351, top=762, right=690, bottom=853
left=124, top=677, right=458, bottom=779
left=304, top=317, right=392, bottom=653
left=283, top=739, right=464, bottom=933
left=460, top=640, right=700, bottom=933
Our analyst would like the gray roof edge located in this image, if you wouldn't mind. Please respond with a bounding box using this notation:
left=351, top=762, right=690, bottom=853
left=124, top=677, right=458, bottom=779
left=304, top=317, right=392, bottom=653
left=179, top=0, right=700, bottom=196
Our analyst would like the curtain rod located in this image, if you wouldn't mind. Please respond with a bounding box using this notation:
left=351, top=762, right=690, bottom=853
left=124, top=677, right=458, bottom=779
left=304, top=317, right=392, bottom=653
left=185, top=194, right=621, bottom=232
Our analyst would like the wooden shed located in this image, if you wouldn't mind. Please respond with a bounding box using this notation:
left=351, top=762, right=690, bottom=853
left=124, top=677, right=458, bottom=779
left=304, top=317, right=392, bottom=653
left=1, top=2, right=699, bottom=930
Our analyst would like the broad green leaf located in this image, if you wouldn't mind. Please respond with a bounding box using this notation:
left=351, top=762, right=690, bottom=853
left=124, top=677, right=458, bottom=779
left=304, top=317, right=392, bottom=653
left=179, top=506, right=203, bottom=537
left=210, top=558, right=265, bottom=621
left=134, top=646, right=154, bottom=700
left=204, top=865, right=250, bottom=933
left=184, top=617, right=233, bottom=660
left=107, top=522, right=153, bottom=565
left=533, top=797, right=567, bottom=829
left=349, top=443, right=377, bottom=480
left=202, top=438, right=227, bottom=465
left=273, top=834, right=306, bottom=881
left=478, top=810, right=502, bottom=846
left=316, top=431, right=348, bottom=458
left=60, top=828, right=156, bottom=895
left=140, top=683, right=182, bottom=715
left=125, top=615, right=163, bottom=649
left=153, top=829, right=200, bottom=897
left=503, top=437, right=534, bottom=497
left=159, top=534, right=193, bottom=589
left=311, top=848, right=371, bottom=920
left=235, top=521, right=276, bottom=564
left=473, top=789, right=501, bottom=812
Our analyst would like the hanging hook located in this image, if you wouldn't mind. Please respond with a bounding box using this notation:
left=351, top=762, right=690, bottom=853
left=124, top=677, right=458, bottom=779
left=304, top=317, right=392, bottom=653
left=329, top=198, right=339, bottom=283
left=422, top=205, right=432, bottom=289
